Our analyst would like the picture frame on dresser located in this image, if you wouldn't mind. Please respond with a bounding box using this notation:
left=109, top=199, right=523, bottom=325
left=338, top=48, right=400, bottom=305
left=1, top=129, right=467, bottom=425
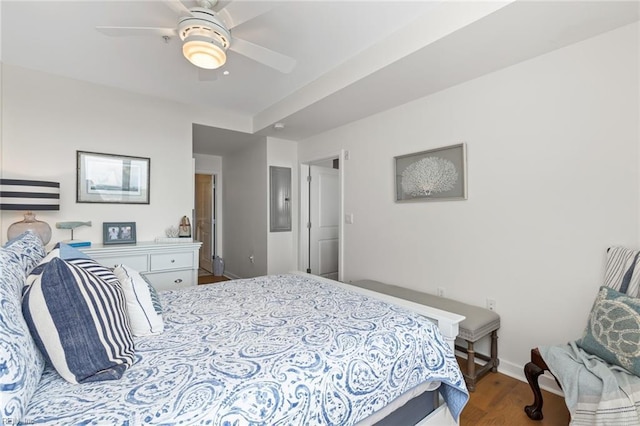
left=103, top=222, right=137, bottom=245
left=77, top=151, right=150, bottom=204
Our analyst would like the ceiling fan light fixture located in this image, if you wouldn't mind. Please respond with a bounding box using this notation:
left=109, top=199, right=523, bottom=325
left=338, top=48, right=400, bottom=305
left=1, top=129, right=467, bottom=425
left=183, top=37, right=227, bottom=70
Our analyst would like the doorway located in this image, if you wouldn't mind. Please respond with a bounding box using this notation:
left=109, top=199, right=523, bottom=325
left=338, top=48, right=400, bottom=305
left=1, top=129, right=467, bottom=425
left=300, top=155, right=343, bottom=281
left=195, top=173, right=215, bottom=273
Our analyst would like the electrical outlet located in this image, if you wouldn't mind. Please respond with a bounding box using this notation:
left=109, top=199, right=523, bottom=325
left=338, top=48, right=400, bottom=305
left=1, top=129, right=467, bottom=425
left=486, top=298, right=496, bottom=311
left=437, top=287, right=445, bottom=297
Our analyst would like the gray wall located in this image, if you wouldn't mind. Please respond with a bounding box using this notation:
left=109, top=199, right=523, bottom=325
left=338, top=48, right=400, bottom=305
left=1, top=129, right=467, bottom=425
left=222, top=139, right=268, bottom=278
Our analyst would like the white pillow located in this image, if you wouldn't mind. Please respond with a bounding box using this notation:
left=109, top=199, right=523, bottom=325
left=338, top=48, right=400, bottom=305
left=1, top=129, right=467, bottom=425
left=114, top=264, right=164, bottom=336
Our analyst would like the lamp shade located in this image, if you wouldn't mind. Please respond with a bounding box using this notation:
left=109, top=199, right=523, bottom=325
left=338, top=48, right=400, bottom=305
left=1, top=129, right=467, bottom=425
left=0, top=179, right=60, bottom=211
left=1, top=179, right=60, bottom=244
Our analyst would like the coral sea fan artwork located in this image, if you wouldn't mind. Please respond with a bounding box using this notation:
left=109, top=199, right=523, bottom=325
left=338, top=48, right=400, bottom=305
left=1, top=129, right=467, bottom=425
left=394, top=143, right=467, bottom=201
left=401, top=157, right=458, bottom=197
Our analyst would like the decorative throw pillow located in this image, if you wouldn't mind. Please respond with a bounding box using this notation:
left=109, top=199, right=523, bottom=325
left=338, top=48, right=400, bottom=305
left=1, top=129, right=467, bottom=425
left=605, top=247, right=640, bottom=297
left=2, top=230, right=46, bottom=276
left=113, top=264, right=164, bottom=336
left=26, top=242, right=118, bottom=288
left=577, top=286, right=640, bottom=375
left=141, top=273, right=163, bottom=315
left=0, top=249, right=45, bottom=424
left=22, top=257, right=135, bottom=384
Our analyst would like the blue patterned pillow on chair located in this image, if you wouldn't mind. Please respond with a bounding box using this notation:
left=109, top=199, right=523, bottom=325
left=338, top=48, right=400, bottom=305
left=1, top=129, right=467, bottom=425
left=0, top=248, right=45, bottom=424
left=22, top=257, right=135, bottom=384
left=577, top=286, right=640, bottom=375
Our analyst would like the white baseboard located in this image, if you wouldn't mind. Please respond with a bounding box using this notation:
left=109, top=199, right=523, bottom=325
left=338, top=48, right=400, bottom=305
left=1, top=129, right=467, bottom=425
left=497, top=358, right=563, bottom=396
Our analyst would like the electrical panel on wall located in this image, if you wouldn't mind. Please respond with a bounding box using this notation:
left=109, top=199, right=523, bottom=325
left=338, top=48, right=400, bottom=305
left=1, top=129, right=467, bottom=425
left=269, top=166, right=292, bottom=232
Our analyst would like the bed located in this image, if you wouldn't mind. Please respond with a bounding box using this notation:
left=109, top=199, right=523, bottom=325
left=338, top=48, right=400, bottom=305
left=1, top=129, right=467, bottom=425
left=2, top=236, right=468, bottom=425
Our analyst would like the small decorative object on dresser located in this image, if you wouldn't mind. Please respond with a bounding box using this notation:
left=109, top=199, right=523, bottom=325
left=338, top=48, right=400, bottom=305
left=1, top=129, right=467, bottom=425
left=56, top=221, right=92, bottom=247
left=103, top=222, right=136, bottom=245
left=178, top=216, right=191, bottom=238
left=395, top=143, right=467, bottom=202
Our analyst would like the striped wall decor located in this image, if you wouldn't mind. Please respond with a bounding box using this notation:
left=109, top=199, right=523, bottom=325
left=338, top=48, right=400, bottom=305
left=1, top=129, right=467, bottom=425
left=0, top=179, right=60, bottom=211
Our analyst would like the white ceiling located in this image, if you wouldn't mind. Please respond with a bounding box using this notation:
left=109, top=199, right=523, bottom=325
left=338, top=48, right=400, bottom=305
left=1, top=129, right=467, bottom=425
left=2, top=1, right=639, bottom=156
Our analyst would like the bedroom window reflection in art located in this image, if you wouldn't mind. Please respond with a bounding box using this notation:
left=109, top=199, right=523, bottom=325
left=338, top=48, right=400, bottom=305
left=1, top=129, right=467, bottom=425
left=394, top=143, right=467, bottom=202
left=77, top=151, right=150, bottom=204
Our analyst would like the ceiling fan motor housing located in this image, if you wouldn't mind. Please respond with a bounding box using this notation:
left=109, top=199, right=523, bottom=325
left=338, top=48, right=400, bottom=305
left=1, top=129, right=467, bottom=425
left=178, top=7, right=231, bottom=50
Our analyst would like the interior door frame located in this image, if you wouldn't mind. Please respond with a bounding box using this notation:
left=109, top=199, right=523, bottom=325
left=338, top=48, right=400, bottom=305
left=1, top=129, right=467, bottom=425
left=299, top=149, right=346, bottom=282
left=194, top=172, right=217, bottom=271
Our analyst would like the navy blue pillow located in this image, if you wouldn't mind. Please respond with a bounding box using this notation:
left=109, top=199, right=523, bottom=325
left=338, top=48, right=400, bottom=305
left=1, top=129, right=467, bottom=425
left=22, top=257, right=135, bottom=384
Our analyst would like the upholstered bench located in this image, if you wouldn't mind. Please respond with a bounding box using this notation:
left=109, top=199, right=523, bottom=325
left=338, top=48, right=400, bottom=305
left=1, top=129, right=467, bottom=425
left=350, top=279, right=500, bottom=391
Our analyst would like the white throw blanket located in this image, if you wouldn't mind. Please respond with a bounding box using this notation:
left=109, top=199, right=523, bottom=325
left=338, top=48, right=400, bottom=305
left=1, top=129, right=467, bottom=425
left=540, top=342, right=640, bottom=425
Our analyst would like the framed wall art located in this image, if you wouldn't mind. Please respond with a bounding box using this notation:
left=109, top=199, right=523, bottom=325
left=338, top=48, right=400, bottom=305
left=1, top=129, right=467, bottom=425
left=103, top=222, right=137, bottom=245
left=394, top=143, right=467, bottom=202
left=77, top=151, right=150, bottom=204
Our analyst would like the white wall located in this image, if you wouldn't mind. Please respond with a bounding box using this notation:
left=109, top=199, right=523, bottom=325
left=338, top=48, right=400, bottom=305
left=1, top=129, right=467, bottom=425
left=222, top=139, right=268, bottom=278
left=267, top=137, right=299, bottom=274
left=194, top=153, right=223, bottom=258
left=299, top=23, right=640, bottom=382
left=1, top=64, right=249, bottom=247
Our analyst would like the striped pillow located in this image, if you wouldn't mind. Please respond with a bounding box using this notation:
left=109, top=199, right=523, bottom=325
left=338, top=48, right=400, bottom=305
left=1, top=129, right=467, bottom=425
left=26, top=242, right=118, bottom=288
left=22, top=257, right=135, bottom=384
left=140, top=273, right=163, bottom=315
left=605, top=247, right=640, bottom=297
left=113, top=264, right=164, bottom=336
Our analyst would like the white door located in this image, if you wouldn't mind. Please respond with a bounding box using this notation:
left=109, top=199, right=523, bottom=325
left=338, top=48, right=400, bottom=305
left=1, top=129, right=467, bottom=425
left=309, top=165, right=339, bottom=280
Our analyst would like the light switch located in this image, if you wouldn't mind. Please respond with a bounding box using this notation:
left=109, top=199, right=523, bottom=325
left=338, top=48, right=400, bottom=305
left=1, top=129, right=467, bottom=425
left=345, top=213, right=354, bottom=224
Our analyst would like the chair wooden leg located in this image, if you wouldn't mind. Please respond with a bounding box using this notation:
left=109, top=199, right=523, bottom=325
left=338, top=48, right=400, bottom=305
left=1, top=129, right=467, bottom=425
left=466, top=341, right=476, bottom=392
left=524, top=348, right=548, bottom=421
left=490, top=330, right=499, bottom=372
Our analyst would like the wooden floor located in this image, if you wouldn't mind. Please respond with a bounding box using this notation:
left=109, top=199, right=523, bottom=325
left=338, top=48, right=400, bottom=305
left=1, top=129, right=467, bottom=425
left=461, top=370, right=570, bottom=425
left=198, top=273, right=230, bottom=284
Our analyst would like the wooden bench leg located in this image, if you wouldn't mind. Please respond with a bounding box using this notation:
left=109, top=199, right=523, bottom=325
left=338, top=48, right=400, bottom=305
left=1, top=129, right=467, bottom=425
left=466, top=340, right=476, bottom=392
left=490, top=330, right=499, bottom=372
left=524, top=348, right=548, bottom=421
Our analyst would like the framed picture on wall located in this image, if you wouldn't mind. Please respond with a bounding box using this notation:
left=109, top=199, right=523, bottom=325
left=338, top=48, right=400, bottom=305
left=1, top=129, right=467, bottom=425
left=77, top=151, right=150, bottom=204
left=103, top=222, right=137, bottom=245
left=394, top=143, right=467, bottom=202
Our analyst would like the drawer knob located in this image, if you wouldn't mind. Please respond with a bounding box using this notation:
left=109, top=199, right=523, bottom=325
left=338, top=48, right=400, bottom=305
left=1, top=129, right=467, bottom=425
left=174, top=278, right=183, bottom=284
left=171, top=259, right=175, bottom=263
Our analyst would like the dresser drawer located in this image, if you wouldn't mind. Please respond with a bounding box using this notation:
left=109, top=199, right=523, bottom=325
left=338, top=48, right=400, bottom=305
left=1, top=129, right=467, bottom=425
left=93, top=254, right=148, bottom=272
left=149, top=252, right=194, bottom=271
left=143, top=270, right=194, bottom=291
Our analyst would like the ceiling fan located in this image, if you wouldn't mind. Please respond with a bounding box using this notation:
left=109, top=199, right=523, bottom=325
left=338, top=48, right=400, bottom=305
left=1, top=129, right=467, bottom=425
left=96, top=0, right=296, bottom=74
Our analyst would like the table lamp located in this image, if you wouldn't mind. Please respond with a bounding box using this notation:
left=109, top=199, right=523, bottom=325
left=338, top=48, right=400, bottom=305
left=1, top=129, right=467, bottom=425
left=0, top=179, right=60, bottom=244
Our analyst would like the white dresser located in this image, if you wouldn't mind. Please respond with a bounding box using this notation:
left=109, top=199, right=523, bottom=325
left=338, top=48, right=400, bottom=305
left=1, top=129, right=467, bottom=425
left=80, top=241, right=202, bottom=291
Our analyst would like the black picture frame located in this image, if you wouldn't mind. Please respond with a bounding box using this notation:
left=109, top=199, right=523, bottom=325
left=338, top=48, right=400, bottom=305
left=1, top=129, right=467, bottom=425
left=77, top=151, right=150, bottom=204
left=103, top=222, right=137, bottom=245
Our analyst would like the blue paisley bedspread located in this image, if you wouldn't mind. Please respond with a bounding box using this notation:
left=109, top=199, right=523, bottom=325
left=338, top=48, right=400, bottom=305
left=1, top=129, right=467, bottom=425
left=24, top=274, right=468, bottom=425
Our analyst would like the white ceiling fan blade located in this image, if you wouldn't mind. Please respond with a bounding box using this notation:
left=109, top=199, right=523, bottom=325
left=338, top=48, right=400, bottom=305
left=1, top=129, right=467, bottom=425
left=198, top=69, right=218, bottom=82
left=162, top=0, right=193, bottom=17
left=230, top=37, right=296, bottom=74
left=217, top=2, right=275, bottom=29
left=96, top=26, right=177, bottom=37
